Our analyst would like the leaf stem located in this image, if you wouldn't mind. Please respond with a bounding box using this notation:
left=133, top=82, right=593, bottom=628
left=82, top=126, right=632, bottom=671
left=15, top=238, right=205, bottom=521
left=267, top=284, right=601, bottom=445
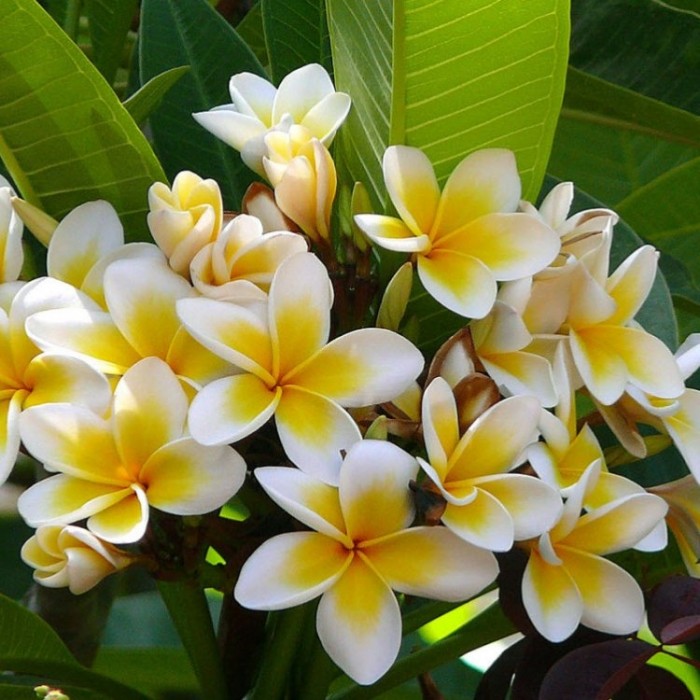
left=157, top=580, right=228, bottom=700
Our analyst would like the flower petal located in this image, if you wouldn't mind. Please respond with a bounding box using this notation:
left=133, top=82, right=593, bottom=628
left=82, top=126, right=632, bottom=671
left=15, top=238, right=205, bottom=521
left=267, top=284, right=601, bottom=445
left=664, top=389, right=700, bottom=481
left=255, top=466, right=348, bottom=542
left=166, top=326, right=236, bottom=388
left=364, top=526, right=498, bottom=601
left=0, top=391, right=24, bottom=483
left=317, top=555, right=401, bottom=685
left=301, top=91, right=352, bottom=143
left=275, top=387, right=361, bottom=485
left=558, top=547, right=645, bottom=636
left=192, top=109, right=267, bottom=152
left=448, top=395, right=541, bottom=481
left=113, top=358, right=188, bottom=468
left=340, top=440, right=417, bottom=542
left=605, top=246, right=658, bottom=325
left=383, top=146, right=440, bottom=237
left=269, top=252, right=332, bottom=377
left=87, top=485, right=150, bottom=543
left=286, top=328, right=424, bottom=407
left=235, top=531, right=350, bottom=609
left=522, top=548, right=582, bottom=642
left=273, top=64, right=335, bottom=124
left=142, top=439, right=246, bottom=515
left=441, top=489, right=515, bottom=551
left=188, top=373, right=281, bottom=446
left=417, top=249, right=497, bottom=319
left=353, top=214, right=430, bottom=253
left=421, top=377, right=460, bottom=479
left=432, top=149, right=521, bottom=238
left=473, top=473, right=562, bottom=541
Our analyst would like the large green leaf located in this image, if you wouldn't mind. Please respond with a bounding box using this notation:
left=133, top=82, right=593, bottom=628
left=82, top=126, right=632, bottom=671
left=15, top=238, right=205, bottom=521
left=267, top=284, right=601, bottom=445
left=139, top=0, right=267, bottom=209
left=86, top=0, right=139, bottom=85
left=0, top=594, right=150, bottom=700
left=616, top=158, right=700, bottom=286
left=327, top=0, right=570, bottom=211
left=262, top=0, right=333, bottom=83
left=0, top=0, right=165, bottom=241
left=548, top=68, right=700, bottom=204
left=237, top=2, right=269, bottom=68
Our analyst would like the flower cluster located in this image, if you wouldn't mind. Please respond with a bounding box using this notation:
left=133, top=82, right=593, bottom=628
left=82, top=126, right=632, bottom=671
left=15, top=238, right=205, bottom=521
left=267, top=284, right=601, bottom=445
left=4, top=64, right=698, bottom=687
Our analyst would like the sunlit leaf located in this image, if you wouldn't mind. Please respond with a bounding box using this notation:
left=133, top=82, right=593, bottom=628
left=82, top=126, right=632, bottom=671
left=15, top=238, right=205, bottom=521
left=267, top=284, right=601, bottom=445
left=327, top=0, right=570, bottom=212
left=0, top=0, right=165, bottom=241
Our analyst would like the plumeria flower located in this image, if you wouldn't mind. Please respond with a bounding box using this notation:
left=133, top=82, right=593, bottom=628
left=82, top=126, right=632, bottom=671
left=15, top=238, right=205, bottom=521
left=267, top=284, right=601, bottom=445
left=354, top=146, right=560, bottom=319
left=190, top=213, right=307, bottom=301
left=235, top=439, right=498, bottom=685
left=148, top=171, right=223, bottom=277
left=521, top=461, right=668, bottom=642
left=177, top=252, right=424, bottom=484
left=25, top=256, right=233, bottom=389
left=21, top=524, right=132, bottom=595
left=529, top=409, right=667, bottom=551
left=470, top=301, right=557, bottom=407
left=650, top=476, right=700, bottom=578
left=0, top=278, right=111, bottom=484
left=263, top=126, right=337, bottom=245
left=46, top=200, right=162, bottom=309
left=193, top=64, right=351, bottom=177
left=17, top=358, right=246, bottom=543
left=0, top=175, right=24, bottom=282
left=418, top=377, right=562, bottom=551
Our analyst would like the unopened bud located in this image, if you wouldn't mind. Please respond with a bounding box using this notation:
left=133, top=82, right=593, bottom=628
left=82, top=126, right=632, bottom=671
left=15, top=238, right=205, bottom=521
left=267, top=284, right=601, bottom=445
left=11, top=197, right=57, bottom=246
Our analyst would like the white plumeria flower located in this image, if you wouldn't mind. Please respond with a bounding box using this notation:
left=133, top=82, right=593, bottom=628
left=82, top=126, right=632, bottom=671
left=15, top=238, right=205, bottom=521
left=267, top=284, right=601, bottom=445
left=354, top=146, right=560, bottom=319
left=148, top=171, right=223, bottom=277
left=47, top=200, right=162, bottom=309
left=193, top=64, right=351, bottom=177
left=522, top=461, right=668, bottom=642
left=26, top=256, right=233, bottom=388
left=190, top=213, right=307, bottom=301
left=178, top=251, right=424, bottom=484
left=0, top=175, right=23, bottom=282
left=0, top=278, right=111, bottom=485
left=17, top=358, right=246, bottom=544
left=21, top=524, right=132, bottom=595
left=235, top=440, right=498, bottom=685
left=418, top=377, right=562, bottom=551
left=470, top=301, right=557, bottom=407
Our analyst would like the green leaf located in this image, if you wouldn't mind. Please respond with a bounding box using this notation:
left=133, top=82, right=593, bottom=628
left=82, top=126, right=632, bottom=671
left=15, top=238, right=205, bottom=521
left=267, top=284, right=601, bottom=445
left=123, top=66, right=190, bottom=125
left=262, top=0, right=333, bottom=83
left=616, top=158, right=700, bottom=287
left=139, top=0, right=267, bottom=209
left=327, top=0, right=570, bottom=212
left=93, top=647, right=198, bottom=695
left=86, top=0, right=139, bottom=85
left=570, top=0, right=700, bottom=113
left=548, top=68, right=700, bottom=204
left=0, top=594, right=150, bottom=700
left=236, top=2, right=269, bottom=68
left=0, top=0, right=165, bottom=241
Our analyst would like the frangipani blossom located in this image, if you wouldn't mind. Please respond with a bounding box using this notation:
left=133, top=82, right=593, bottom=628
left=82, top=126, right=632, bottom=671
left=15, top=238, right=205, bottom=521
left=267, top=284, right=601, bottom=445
left=521, top=462, right=668, bottom=642
left=354, top=146, right=560, bottom=319
left=0, top=278, right=111, bottom=484
left=418, top=377, right=561, bottom=551
left=22, top=524, right=132, bottom=595
left=178, top=252, right=424, bottom=484
left=0, top=175, right=23, bottom=282
left=235, top=439, right=498, bottom=685
left=190, top=213, right=307, bottom=301
left=46, top=200, right=162, bottom=309
left=471, top=301, right=557, bottom=407
left=263, top=127, right=336, bottom=244
left=148, top=171, right=223, bottom=277
left=26, top=256, right=232, bottom=388
left=193, top=64, right=351, bottom=177
left=18, top=358, right=246, bottom=544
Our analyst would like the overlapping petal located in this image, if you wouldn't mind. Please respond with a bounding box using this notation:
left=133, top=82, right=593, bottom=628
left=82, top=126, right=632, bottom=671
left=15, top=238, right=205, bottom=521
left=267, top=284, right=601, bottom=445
left=421, top=377, right=461, bottom=479
left=86, top=484, right=150, bottom=543
left=353, top=214, right=431, bottom=253
left=441, top=491, right=514, bottom=551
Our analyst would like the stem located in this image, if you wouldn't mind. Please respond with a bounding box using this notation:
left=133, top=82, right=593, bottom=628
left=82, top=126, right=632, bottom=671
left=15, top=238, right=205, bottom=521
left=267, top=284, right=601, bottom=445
left=157, top=580, right=228, bottom=700
left=297, top=638, right=339, bottom=700
left=249, top=604, right=314, bottom=700
left=329, top=602, right=515, bottom=700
